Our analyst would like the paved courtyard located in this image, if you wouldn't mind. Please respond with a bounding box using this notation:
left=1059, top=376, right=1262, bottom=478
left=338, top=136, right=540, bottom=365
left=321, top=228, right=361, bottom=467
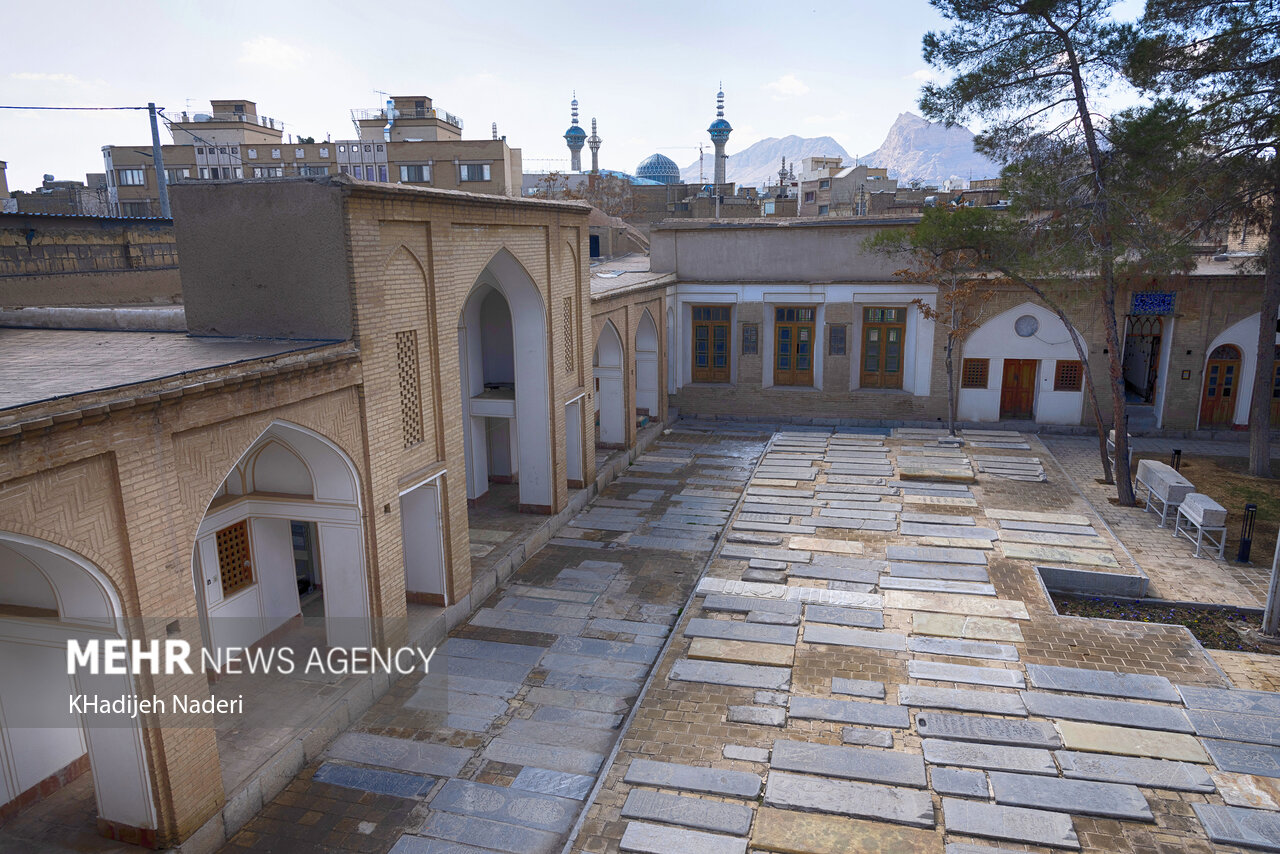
left=9, top=421, right=1280, bottom=853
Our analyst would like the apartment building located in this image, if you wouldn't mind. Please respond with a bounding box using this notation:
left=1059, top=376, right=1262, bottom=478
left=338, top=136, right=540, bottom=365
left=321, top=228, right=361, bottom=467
left=797, top=157, right=896, bottom=217
left=102, top=97, right=522, bottom=216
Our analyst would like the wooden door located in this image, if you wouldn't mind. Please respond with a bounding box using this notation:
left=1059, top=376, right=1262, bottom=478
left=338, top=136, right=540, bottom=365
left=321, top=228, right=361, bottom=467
left=691, top=306, right=730, bottom=383
left=861, top=307, right=905, bottom=389
left=1000, top=359, right=1037, bottom=420
left=774, top=306, right=815, bottom=386
left=1201, top=344, right=1241, bottom=427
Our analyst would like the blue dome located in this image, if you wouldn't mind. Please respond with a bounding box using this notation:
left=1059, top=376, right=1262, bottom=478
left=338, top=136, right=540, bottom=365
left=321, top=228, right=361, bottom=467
left=564, top=125, right=586, bottom=138
left=708, top=118, right=732, bottom=131
left=636, top=153, right=681, bottom=185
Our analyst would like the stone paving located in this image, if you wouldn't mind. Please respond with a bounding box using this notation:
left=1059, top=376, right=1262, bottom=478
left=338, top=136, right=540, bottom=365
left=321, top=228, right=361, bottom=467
left=1044, top=436, right=1278, bottom=608
left=217, top=425, right=771, bottom=854
left=570, top=426, right=1280, bottom=854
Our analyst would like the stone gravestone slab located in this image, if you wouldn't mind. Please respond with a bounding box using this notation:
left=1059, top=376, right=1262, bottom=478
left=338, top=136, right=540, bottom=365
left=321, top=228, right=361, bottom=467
left=620, top=789, right=754, bottom=836
left=1024, top=663, right=1179, bottom=702
left=987, top=771, right=1153, bottom=822
left=1020, top=692, right=1192, bottom=733
left=804, top=623, right=907, bottom=651
left=1056, top=720, right=1209, bottom=763
left=618, top=821, right=747, bottom=854
left=484, top=738, right=604, bottom=775
left=889, top=562, right=991, bottom=583
left=915, top=712, right=1060, bottom=748
left=510, top=767, right=596, bottom=800
left=1194, top=804, right=1280, bottom=852
left=669, top=658, right=792, bottom=691
left=430, top=779, right=579, bottom=833
left=689, top=638, right=795, bottom=668
left=1055, top=751, right=1215, bottom=791
left=788, top=696, right=910, bottom=728
left=908, top=636, right=1018, bottom=662
left=751, top=806, right=938, bottom=854
left=832, top=677, right=886, bottom=699
left=788, top=564, right=880, bottom=585
left=880, top=577, right=997, bottom=596
left=685, top=617, right=799, bottom=646
left=804, top=604, right=885, bottom=629
left=1180, top=685, right=1280, bottom=717
left=623, top=758, right=762, bottom=798
left=414, top=812, right=561, bottom=853
left=1187, top=709, right=1280, bottom=747
left=1203, top=739, right=1280, bottom=778
left=727, top=705, right=786, bottom=727
left=887, top=545, right=988, bottom=565
left=1002, top=542, right=1120, bottom=568
left=771, top=739, right=928, bottom=788
left=898, top=685, right=1027, bottom=717
left=311, top=763, right=434, bottom=799
left=908, top=660, right=1026, bottom=689
left=940, top=798, right=1079, bottom=849
left=327, top=733, right=471, bottom=777
left=843, top=727, right=894, bottom=748
left=763, top=771, right=935, bottom=828
left=931, top=767, right=988, bottom=798
left=703, top=594, right=802, bottom=616
left=922, top=739, right=1057, bottom=775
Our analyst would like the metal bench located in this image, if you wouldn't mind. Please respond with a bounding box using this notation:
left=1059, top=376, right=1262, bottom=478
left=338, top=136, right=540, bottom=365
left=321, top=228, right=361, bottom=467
left=1174, top=492, right=1228, bottom=559
left=1106, top=429, right=1134, bottom=472
left=1134, top=458, right=1194, bottom=528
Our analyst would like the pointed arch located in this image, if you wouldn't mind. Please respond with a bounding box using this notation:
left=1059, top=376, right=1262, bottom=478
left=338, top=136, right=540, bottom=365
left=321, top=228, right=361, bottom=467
left=0, top=532, right=156, bottom=832
left=594, top=320, right=626, bottom=446
left=636, top=308, right=660, bottom=417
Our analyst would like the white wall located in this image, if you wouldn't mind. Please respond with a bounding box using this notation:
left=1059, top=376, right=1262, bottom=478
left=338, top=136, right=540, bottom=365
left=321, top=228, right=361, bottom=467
left=957, top=302, right=1086, bottom=425
left=565, top=398, right=584, bottom=483
left=251, top=517, right=300, bottom=637
left=636, top=311, right=659, bottom=414
left=400, top=479, right=446, bottom=600
left=479, top=290, right=515, bottom=387
left=595, top=322, right=626, bottom=444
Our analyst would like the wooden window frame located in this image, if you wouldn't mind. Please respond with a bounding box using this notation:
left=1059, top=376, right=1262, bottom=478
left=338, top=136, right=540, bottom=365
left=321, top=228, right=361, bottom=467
left=961, top=358, right=989, bottom=389
left=773, top=306, right=816, bottom=387
left=691, top=305, right=731, bottom=383
left=1053, top=360, right=1083, bottom=392
left=860, top=306, right=906, bottom=389
left=216, top=520, right=254, bottom=597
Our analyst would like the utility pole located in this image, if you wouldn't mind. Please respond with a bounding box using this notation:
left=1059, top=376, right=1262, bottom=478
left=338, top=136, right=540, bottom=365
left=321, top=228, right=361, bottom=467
left=149, top=102, right=171, bottom=219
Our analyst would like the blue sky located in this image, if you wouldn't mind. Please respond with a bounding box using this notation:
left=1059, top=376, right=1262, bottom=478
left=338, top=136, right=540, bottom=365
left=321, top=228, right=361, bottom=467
left=1, top=0, right=1143, bottom=191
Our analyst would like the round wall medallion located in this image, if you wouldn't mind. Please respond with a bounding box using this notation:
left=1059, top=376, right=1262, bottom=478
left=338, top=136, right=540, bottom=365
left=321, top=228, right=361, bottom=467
left=1014, top=314, right=1040, bottom=337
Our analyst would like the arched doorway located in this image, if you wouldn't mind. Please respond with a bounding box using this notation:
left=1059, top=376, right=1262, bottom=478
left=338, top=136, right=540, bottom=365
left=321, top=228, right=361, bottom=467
left=1201, top=344, right=1242, bottom=427
left=458, top=250, right=553, bottom=511
left=594, top=321, right=626, bottom=447
left=636, top=310, right=659, bottom=418
left=0, top=533, right=156, bottom=833
left=191, top=422, right=369, bottom=655
left=1122, top=315, right=1163, bottom=403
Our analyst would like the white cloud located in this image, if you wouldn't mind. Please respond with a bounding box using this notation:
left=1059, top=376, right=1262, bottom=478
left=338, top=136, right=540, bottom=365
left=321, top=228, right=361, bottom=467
left=909, top=68, right=942, bottom=82
left=238, top=37, right=308, bottom=72
left=765, top=74, right=809, bottom=99
left=10, top=72, right=84, bottom=84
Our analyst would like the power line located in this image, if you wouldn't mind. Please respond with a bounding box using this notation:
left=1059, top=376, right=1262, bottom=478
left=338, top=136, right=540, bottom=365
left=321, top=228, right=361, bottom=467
left=0, top=105, right=156, bottom=111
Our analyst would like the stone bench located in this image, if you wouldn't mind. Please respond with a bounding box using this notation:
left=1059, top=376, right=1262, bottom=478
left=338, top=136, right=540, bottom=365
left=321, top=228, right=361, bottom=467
left=1174, top=493, right=1228, bottom=559
left=1135, top=458, right=1194, bottom=528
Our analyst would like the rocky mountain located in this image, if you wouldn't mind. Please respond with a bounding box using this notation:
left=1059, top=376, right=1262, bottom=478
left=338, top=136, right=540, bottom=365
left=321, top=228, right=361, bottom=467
left=679, top=135, right=851, bottom=188
left=863, top=112, right=1001, bottom=186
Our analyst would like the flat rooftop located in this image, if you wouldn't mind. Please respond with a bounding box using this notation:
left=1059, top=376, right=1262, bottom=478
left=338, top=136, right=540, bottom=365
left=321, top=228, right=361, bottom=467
left=590, top=254, right=673, bottom=298
left=0, top=328, right=339, bottom=413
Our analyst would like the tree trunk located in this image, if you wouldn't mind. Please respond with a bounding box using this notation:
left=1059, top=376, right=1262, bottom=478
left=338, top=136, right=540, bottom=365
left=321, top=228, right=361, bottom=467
left=945, top=335, right=957, bottom=436
left=1103, top=282, right=1137, bottom=505
left=1247, top=162, right=1280, bottom=477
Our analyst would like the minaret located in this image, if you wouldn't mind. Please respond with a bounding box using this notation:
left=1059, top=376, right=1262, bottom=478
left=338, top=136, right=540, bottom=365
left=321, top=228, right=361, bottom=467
left=778, top=156, right=788, bottom=197
left=563, top=93, right=586, bottom=172
left=707, top=85, right=732, bottom=187
left=588, top=117, right=601, bottom=174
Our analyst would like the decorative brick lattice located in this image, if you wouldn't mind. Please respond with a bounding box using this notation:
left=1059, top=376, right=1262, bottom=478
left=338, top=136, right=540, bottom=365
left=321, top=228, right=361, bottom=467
left=216, top=520, right=252, bottom=596
left=563, top=297, right=574, bottom=372
left=396, top=330, right=424, bottom=447
left=1054, top=359, right=1083, bottom=392
left=961, top=358, right=989, bottom=389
